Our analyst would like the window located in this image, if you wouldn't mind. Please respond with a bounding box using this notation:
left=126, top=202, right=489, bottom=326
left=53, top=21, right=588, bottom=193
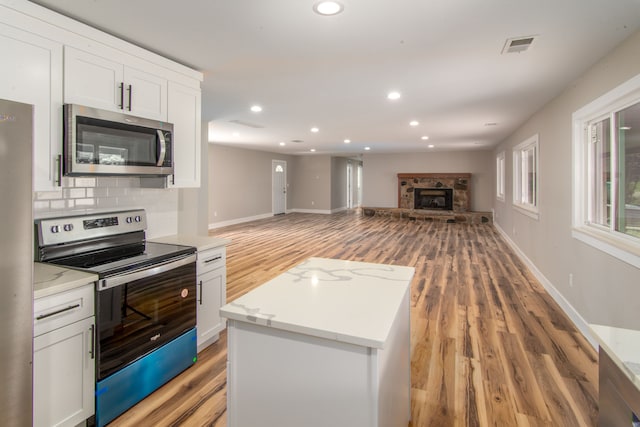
left=513, top=135, right=539, bottom=218
left=573, top=73, right=640, bottom=267
left=496, top=151, right=505, bottom=201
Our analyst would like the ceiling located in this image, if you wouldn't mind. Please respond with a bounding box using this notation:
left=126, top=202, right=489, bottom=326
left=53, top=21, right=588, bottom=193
left=29, top=0, right=640, bottom=156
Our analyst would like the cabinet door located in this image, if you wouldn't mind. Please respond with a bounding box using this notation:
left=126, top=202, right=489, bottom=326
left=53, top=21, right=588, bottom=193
left=124, top=66, right=167, bottom=121
left=0, top=23, right=63, bottom=191
left=197, top=266, right=226, bottom=351
left=64, top=46, right=124, bottom=113
left=33, top=316, right=95, bottom=427
left=168, top=81, right=201, bottom=188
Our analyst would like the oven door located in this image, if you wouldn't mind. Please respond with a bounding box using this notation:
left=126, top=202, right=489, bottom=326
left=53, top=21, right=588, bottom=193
left=96, top=254, right=196, bottom=380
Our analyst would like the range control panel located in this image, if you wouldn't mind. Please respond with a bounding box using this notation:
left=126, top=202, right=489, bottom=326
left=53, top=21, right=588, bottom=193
left=36, top=209, right=147, bottom=246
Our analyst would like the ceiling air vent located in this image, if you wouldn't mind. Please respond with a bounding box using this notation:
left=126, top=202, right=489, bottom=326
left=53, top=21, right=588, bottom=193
left=502, top=36, right=536, bottom=54
left=228, top=119, right=264, bottom=128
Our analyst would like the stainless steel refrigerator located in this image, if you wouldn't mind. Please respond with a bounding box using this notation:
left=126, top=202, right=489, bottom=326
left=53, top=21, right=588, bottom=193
left=0, top=98, right=33, bottom=425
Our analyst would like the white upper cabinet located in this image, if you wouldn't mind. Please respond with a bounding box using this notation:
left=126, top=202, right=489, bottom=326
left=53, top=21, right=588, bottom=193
left=64, top=46, right=168, bottom=121
left=0, top=22, right=63, bottom=192
left=124, top=66, right=168, bottom=120
left=168, top=81, right=201, bottom=188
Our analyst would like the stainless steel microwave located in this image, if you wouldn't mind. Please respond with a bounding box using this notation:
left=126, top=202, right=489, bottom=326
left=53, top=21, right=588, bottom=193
left=63, top=104, right=173, bottom=176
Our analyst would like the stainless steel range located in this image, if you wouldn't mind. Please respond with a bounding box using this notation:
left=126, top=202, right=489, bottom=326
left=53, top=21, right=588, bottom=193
left=35, top=209, right=197, bottom=427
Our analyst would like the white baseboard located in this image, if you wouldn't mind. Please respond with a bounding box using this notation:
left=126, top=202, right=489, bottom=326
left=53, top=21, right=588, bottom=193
left=289, top=208, right=333, bottom=214
left=208, top=212, right=273, bottom=230
left=494, top=223, right=598, bottom=349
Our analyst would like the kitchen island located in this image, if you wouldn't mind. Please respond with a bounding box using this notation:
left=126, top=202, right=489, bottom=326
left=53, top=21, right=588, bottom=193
left=220, top=257, right=415, bottom=427
left=590, top=324, right=640, bottom=426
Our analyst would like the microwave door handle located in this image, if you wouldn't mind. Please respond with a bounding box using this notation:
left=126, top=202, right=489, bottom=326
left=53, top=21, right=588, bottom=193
left=156, top=130, right=167, bottom=166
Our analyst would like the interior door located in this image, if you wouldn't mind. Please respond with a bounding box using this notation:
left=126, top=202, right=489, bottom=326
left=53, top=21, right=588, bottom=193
left=272, top=160, right=287, bottom=215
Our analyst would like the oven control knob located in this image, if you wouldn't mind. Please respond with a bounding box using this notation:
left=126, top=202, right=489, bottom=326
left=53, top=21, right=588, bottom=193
left=50, top=225, right=60, bottom=233
left=63, top=224, right=74, bottom=232
left=135, top=215, right=142, bottom=222
left=126, top=217, right=133, bottom=223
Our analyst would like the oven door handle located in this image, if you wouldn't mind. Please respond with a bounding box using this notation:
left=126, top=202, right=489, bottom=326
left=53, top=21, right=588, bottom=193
left=98, top=254, right=196, bottom=290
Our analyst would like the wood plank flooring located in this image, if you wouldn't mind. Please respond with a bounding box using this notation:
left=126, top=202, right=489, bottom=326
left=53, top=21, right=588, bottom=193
left=109, top=211, right=598, bottom=426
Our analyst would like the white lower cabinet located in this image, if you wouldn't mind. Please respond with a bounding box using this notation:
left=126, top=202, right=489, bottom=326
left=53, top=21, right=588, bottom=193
left=33, top=284, right=95, bottom=427
left=196, top=246, right=227, bottom=352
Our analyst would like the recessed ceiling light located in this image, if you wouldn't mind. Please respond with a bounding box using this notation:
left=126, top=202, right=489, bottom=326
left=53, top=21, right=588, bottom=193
left=421, top=136, right=429, bottom=140
left=410, top=120, right=419, bottom=126
left=387, top=91, right=401, bottom=100
left=310, top=148, right=316, bottom=152
left=279, top=141, right=286, bottom=146
left=250, top=105, right=262, bottom=113
left=311, top=127, right=319, bottom=133
left=427, top=144, right=435, bottom=148
left=344, top=139, right=351, bottom=143
left=364, top=146, right=371, bottom=151
left=232, top=132, right=240, bottom=137
left=313, top=1, right=343, bottom=16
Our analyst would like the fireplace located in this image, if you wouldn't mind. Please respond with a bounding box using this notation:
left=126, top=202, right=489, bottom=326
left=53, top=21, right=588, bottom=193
left=414, top=188, right=453, bottom=210
left=398, top=173, right=471, bottom=212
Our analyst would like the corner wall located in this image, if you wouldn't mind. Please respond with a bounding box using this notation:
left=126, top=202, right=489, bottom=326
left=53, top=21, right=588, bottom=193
left=493, top=30, right=640, bottom=330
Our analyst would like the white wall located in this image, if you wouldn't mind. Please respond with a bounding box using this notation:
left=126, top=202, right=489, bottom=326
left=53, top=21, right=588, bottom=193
left=289, top=155, right=332, bottom=212
left=361, top=151, right=494, bottom=211
left=208, top=144, right=295, bottom=227
left=493, top=30, right=640, bottom=330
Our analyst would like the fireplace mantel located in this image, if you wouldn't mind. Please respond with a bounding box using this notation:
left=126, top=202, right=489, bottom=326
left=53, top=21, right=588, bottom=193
left=397, top=173, right=471, bottom=212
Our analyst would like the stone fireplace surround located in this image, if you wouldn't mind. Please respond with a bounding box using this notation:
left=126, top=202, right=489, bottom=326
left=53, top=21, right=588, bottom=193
left=362, top=172, right=491, bottom=224
left=398, top=173, right=471, bottom=211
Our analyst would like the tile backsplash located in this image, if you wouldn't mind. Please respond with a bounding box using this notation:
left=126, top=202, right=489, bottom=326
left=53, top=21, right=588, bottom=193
left=33, top=176, right=179, bottom=238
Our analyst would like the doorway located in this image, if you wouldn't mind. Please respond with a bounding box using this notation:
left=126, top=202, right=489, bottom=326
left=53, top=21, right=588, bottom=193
left=347, top=161, right=363, bottom=209
left=272, top=160, right=287, bottom=215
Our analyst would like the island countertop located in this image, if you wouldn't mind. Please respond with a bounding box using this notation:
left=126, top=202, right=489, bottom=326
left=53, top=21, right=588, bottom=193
left=34, top=262, right=98, bottom=299
left=219, top=257, right=415, bottom=349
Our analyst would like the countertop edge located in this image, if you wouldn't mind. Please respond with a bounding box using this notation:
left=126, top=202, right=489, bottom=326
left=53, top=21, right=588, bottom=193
left=34, top=263, right=98, bottom=299
left=149, top=234, right=231, bottom=251
left=221, top=310, right=386, bottom=349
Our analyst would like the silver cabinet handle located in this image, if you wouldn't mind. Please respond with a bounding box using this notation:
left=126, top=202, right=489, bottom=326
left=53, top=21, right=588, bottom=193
left=36, top=303, right=80, bottom=320
left=127, top=84, right=132, bottom=111
left=55, top=154, right=62, bottom=187
left=204, top=255, right=222, bottom=264
left=118, top=82, right=124, bottom=109
left=89, top=324, right=95, bottom=359
left=198, top=280, right=203, bottom=305
left=156, top=129, right=167, bottom=166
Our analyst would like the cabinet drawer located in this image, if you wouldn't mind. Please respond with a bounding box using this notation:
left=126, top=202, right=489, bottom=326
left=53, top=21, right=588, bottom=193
left=34, top=284, right=94, bottom=337
left=197, top=247, right=226, bottom=274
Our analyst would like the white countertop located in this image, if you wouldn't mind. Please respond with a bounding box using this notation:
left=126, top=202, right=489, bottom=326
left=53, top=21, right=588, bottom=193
left=34, top=262, right=98, bottom=299
left=220, top=257, right=415, bottom=349
left=590, top=323, right=640, bottom=390
left=149, top=234, right=231, bottom=251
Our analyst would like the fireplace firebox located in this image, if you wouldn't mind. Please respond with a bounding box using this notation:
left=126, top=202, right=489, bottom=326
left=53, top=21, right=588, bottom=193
left=414, top=188, right=453, bottom=210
